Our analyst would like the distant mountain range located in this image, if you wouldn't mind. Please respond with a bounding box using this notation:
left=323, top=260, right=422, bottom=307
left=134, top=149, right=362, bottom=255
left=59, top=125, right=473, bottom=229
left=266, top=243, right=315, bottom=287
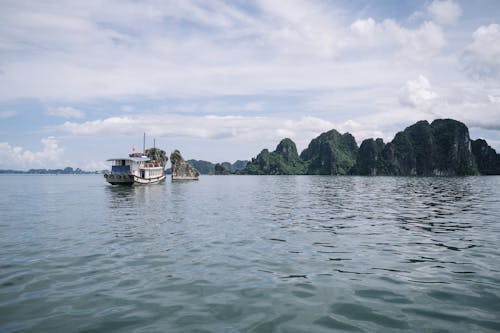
left=184, top=160, right=249, bottom=175
left=0, top=167, right=100, bottom=174
left=238, top=119, right=500, bottom=176
left=3, top=119, right=499, bottom=177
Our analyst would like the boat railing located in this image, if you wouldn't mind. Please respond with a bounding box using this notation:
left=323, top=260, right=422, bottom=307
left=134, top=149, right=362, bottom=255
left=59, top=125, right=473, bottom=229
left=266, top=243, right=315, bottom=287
left=143, top=162, right=164, bottom=168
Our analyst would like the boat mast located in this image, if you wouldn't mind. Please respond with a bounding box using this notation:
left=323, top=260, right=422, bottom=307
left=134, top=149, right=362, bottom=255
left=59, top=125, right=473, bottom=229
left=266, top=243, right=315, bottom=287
left=143, top=133, right=146, bottom=154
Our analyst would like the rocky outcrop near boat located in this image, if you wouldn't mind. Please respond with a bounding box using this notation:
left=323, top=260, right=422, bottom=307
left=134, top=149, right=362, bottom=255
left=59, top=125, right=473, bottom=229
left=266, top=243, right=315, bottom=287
left=170, top=150, right=200, bottom=180
left=145, top=148, right=168, bottom=167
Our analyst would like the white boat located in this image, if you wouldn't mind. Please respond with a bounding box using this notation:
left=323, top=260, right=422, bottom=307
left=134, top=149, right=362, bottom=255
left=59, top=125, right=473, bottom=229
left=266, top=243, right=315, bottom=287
left=104, top=144, right=168, bottom=185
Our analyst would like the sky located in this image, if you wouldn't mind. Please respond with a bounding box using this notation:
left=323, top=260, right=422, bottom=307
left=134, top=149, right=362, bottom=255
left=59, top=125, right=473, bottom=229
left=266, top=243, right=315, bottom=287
left=0, top=0, right=499, bottom=170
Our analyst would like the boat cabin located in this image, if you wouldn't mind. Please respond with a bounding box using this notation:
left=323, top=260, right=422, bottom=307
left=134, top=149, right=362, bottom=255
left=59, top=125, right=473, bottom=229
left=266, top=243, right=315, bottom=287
left=107, top=156, right=150, bottom=176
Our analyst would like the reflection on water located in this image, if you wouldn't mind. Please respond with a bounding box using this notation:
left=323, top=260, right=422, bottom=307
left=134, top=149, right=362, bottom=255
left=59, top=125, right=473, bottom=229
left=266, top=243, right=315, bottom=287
left=0, top=175, right=499, bottom=332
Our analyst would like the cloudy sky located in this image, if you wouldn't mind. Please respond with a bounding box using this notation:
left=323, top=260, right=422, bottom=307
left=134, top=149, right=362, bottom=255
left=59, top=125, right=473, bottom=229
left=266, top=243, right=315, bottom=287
left=1, top=0, right=499, bottom=170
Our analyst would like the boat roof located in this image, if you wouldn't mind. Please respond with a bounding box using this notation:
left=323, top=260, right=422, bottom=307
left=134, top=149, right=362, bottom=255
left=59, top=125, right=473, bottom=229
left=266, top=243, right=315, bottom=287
left=107, top=157, right=150, bottom=162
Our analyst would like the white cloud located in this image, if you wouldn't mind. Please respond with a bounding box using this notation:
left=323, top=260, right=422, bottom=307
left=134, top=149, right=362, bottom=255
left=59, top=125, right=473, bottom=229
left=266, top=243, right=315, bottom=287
left=46, top=106, right=85, bottom=118
left=436, top=93, right=500, bottom=132
left=0, top=1, right=447, bottom=101
left=54, top=113, right=347, bottom=160
left=427, top=0, right=462, bottom=25
left=56, top=114, right=336, bottom=152
left=255, top=0, right=342, bottom=59
left=396, top=76, right=500, bottom=134
left=488, top=95, right=500, bottom=104
left=461, top=24, right=500, bottom=80
left=0, top=137, right=64, bottom=169
left=0, top=110, right=17, bottom=119
left=160, top=100, right=265, bottom=114
left=399, top=75, right=438, bottom=109
left=57, top=109, right=491, bottom=156
left=1, top=0, right=498, bottom=162
left=347, top=19, right=445, bottom=61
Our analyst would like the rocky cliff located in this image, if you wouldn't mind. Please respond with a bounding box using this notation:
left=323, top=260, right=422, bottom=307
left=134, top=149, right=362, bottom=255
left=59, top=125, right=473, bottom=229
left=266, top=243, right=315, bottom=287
left=352, top=138, right=387, bottom=175
left=187, top=160, right=215, bottom=175
left=170, top=150, right=200, bottom=180
left=236, top=118, right=499, bottom=176
left=240, top=138, right=306, bottom=175
left=145, top=148, right=168, bottom=167
left=430, top=119, right=477, bottom=175
left=472, top=139, right=500, bottom=175
left=300, top=130, right=358, bottom=175
left=186, top=159, right=248, bottom=175
left=355, top=119, right=478, bottom=176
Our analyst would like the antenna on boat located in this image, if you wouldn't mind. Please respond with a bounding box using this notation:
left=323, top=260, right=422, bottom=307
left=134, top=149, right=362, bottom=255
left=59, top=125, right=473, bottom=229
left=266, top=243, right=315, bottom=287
left=143, top=132, right=146, bottom=154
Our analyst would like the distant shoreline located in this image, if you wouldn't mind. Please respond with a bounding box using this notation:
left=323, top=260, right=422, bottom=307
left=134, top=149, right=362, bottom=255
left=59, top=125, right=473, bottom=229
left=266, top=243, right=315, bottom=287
left=0, top=167, right=103, bottom=175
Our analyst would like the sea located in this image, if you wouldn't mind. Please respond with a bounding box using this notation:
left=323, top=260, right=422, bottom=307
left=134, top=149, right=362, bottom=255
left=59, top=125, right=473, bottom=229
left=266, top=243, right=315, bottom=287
left=0, top=174, right=499, bottom=332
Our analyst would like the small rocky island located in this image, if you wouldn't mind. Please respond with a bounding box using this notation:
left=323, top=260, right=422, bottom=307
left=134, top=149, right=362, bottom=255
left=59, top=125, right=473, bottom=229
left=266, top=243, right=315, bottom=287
left=170, top=149, right=200, bottom=180
left=239, top=119, right=500, bottom=176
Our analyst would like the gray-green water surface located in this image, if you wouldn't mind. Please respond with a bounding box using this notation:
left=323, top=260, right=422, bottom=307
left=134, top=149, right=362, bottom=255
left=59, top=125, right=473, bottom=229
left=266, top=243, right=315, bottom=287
left=1, top=175, right=499, bottom=332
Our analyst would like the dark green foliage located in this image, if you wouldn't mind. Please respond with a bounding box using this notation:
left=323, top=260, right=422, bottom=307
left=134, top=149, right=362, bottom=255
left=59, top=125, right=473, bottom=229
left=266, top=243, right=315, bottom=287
left=356, top=119, right=479, bottom=176
left=353, top=138, right=386, bottom=175
left=407, top=120, right=434, bottom=174
left=472, top=139, right=500, bottom=175
left=430, top=119, right=477, bottom=175
left=187, top=160, right=215, bottom=175
left=192, top=119, right=498, bottom=177
left=384, top=121, right=434, bottom=175
left=275, top=138, right=299, bottom=161
left=239, top=149, right=271, bottom=175
left=232, top=160, right=249, bottom=171
left=145, top=147, right=168, bottom=166
left=384, top=132, right=416, bottom=175
left=187, top=159, right=248, bottom=174
left=300, top=130, right=358, bottom=175
left=214, top=163, right=231, bottom=175
left=221, top=162, right=232, bottom=171
left=376, top=121, right=437, bottom=175
left=240, top=138, right=307, bottom=175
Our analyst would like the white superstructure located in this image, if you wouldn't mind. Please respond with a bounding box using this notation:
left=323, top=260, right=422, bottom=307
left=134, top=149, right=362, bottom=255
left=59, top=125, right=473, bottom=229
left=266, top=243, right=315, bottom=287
left=104, top=153, right=166, bottom=185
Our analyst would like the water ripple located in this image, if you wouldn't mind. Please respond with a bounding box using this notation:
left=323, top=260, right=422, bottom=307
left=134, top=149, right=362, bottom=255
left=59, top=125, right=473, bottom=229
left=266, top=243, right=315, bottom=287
left=0, top=175, right=499, bottom=332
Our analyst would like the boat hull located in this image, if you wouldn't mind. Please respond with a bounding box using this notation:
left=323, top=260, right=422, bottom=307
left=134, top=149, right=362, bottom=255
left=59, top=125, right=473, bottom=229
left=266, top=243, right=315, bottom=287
left=134, top=174, right=166, bottom=184
left=104, top=173, right=165, bottom=185
left=104, top=173, right=134, bottom=185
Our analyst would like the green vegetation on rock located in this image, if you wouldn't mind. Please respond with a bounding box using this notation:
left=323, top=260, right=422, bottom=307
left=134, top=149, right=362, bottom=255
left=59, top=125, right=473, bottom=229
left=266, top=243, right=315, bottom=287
left=239, top=118, right=499, bottom=176
left=354, top=119, right=479, bottom=176
left=240, top=138, right=307, bottom=175
left=300, top=130, right=358, bottom=175
left=352, top=138, right=386, bottom=175
left=430, top=119, right=477, bottom=175
left=186, top=160, right=248, bottom=175
left=214, top=163, right=231, bottom=175
left=472, top=139, right=500, bottom=175
left=187, top=160, right=215, bottom=175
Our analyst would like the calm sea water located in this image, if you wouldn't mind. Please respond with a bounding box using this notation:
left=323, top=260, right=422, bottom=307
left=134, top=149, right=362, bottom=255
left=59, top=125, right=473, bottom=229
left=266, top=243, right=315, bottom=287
left=0, top=175, right=499, bottom=332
